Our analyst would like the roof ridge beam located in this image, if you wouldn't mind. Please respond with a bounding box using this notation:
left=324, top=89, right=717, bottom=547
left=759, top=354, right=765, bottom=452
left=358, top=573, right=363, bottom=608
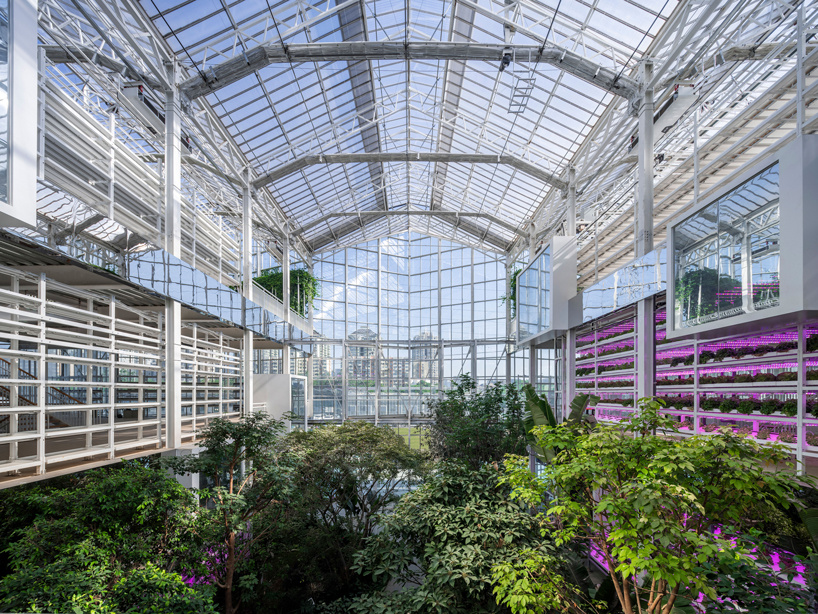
left=178, top=41, right=639, bottom=107
left=252, top=152, right=568, bottom=192
left=291, top=208, right=529, bottom=238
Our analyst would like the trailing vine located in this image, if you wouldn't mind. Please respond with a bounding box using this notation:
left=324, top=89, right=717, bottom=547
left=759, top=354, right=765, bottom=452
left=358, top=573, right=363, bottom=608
left=500, top=267, right=521, bottom=318
left=253, top=267, right=320, bottom=317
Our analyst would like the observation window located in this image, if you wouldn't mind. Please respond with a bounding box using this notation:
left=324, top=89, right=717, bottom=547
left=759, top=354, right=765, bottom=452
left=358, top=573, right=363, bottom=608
left=673, top=164, right=780, bottom=329
left=518, top=246, right=551, bottom=341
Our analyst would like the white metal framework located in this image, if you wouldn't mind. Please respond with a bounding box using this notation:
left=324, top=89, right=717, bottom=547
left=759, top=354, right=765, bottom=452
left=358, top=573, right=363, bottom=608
left=0, top=0, right=812, bottom=481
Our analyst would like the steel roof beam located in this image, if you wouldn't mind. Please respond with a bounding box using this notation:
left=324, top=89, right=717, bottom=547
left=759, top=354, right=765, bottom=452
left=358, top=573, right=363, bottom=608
left=42, top=45, right=164, bottom=89
left=178, top=41, right=640, bottom=106
left=307, top=213, right=512, bottom=253
left=291, top=209, right=528, bottom=239
left=252, top=152, right=568, bottom=193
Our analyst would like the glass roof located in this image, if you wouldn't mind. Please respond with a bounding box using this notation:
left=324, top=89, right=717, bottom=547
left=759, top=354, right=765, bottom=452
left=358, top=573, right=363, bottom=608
left=139, top=0, right=675, bottom=252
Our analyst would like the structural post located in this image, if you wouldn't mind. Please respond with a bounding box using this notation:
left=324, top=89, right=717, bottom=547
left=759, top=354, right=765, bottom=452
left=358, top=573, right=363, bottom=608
left=636, top=59, right=654, bottom=259
left=242, top=169, right=254, bottom=414
left=565, top=165, right=577, bottom=236
left=282, top=234, right=291, bottom=314
left=566, top=329, right=576, bottom=418
left=528, top=221, right=537, bottom=263
left=529, top=346, right=538, bottom=388
left=693, top=108, right=700, bottom=205
left=635, top=59, right=655, bottom=402
left=796, top=3, right=805, bottom=137
left=164, top=62, right=182, bottom=450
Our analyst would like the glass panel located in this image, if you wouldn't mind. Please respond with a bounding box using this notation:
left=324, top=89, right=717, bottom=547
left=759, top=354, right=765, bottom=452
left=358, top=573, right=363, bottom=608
left=517, top=246, right=551, bottom=341
left=291, top=378, right=306, bottom=417
left=674, top=164, right=780, bottom=329
left=582, top=246, right=666, bottom=322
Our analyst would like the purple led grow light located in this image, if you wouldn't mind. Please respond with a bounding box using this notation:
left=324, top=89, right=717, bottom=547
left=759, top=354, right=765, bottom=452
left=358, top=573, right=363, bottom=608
left=698, top=331, right=798, bottom=352
left=597, top=340, right=634, bottom=352
left=658, top=369, right=695, bottom=378
left=656, top=348, right=695, bottom=359
left=699, top=362, right=797, bottom=375
left=596, top=357, right=635, bottom=368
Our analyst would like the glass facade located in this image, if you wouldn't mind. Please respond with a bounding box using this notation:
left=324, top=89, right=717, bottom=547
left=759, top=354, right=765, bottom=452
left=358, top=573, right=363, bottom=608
left=517, top=246, right=551, bottom=342
left=673, top=164, right=780, bottom=329
left=310, top=232, right=511, bottom=420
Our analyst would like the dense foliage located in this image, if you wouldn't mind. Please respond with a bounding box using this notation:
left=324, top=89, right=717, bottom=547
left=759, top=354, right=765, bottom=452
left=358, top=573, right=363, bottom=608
left=0, top=461, right=214, bottom=613
left=500, top=397, right=817, bottom=614
left=253, top=267, right=320, bottom=317
left=424, top=374, right=528, bottom=468
left=244, top=421, right=428, bottom=611
left=346, top=462, right=550, bottom=613
left=4, top=395, right=818, bottom=614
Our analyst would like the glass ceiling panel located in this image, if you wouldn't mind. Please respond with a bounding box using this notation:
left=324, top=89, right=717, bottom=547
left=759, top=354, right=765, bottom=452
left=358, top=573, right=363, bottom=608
left=140, top=0, right=674, bottom=251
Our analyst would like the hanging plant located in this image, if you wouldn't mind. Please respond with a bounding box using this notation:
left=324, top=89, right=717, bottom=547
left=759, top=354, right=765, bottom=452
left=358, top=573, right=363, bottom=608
left=500, top=268, right=522, bottom=319
left=253, top=267, right=320, bottom=318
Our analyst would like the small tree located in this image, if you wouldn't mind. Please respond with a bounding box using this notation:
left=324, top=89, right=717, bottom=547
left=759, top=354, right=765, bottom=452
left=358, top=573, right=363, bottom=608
left=247, top=421, right=429, bottom=610
left=425, top=374, right=528, bottom=469
left=163, top=413, right=296, bottom=614
left=348, top=462, right=565, bottom=613
left=497, top=398, right=814, bottom=614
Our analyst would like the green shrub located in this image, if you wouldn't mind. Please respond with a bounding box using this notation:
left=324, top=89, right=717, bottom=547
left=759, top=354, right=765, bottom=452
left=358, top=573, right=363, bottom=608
left=777, top=371, right=798, bottom=382
left=782, top=400, right=798, bottom=417
left=719, top=398, right=738, bottom=413
left=253, top=267, right=320, bottom=317
left=758, top=427, right=771, bottom=440
left=760, top=399, right=780, bottom=415
left=737, top=399, right=757, bottom=415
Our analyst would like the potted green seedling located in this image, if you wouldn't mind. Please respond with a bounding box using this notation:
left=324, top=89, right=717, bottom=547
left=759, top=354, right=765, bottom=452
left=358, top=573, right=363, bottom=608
left=781, top=399, right=798, bottom=417
left=737, top=399, right=757, bottom=415
left=719, top=398, right=738, bottom=413
left=760, top=398, right=780, bottom=415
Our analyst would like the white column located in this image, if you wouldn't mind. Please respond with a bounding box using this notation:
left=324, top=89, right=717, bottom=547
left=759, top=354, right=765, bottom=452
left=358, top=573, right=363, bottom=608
left=797, top=3, right=805, bottom=138
left=164, top=64, right=182, bottom=450
left=565, top=165, right=577, bottom=236
left=341, top=340, right=348, bottom=421
left=566, top=329, right=576, bottom=409
left=243, top=170, right=254, bottom=415
left=636, top=300, right=655, bottom=401
left=528, top=221, right=537, bottom=264
left=283, top=345, right=291, bottom=375
left=635, top=61, right=656, bottom=403
left=529, top=346, right=537, bottom=388
left=282, top=235, right=291, bottom=314
left=635, top=60, right=654, bottom=259
left=693, top=108, right=700, bottom=205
